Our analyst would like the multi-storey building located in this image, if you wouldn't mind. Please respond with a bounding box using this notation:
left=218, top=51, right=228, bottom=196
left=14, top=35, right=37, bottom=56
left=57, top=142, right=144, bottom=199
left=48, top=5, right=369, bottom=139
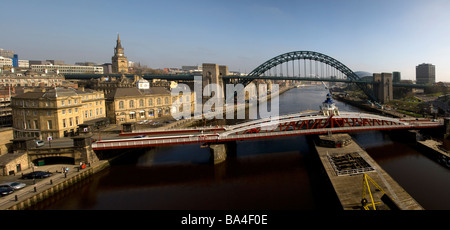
left=0, top=56, right=13, bottom=67
left=30, top=64, right=104, bottom=74
left=416, top=63, right=435, bottom=85
left=0, top=49, right=14, bottom=58
left=105, top=78, right=195, bottom=124
left=0, top=68, right=65, bottom=87
left=11, top=87, right=106, bottom=139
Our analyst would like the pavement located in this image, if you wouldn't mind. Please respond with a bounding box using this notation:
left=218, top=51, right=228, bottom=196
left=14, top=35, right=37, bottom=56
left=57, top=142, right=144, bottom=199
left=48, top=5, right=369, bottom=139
left=0, top=118, right=184, bottom=209
left=0, top=161, right=105, bottom=210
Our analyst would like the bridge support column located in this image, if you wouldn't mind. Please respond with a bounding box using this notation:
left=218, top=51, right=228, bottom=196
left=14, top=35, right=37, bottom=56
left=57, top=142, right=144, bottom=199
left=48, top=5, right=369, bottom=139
left=209, top=141, right=236, bottom=165
left=72, top=135, right=99, bottom=165
left=373, top=73, right=393, bottom=104
left=202, top=63, right=227, bottom=106
left=444, top=118, right=450, bottom=139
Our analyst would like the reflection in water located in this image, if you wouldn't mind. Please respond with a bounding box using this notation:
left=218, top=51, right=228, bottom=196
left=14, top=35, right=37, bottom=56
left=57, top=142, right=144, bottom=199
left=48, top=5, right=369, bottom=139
left=41, top=86, right=450, bottom=210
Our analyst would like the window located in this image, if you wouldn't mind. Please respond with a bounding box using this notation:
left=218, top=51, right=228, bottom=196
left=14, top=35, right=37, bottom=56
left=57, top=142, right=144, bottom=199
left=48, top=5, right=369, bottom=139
left=129, top=100, right=134, bottom=108
left=76, top=116, right=79, bottom=125
left=85, top=111, right=88, bottom=118
left=61, top=100, right=65, bottom=106
left=69, top=109, right=72, bottom=114
left=69, top=118, right=73, bottom=127
left=148, top=98, right=153, bottom=106
left=139, top=99, right=144, bottom=107
left=34, top=120, right=39, bottom=129
left=62, top=110, right=66, bottom=115
left=164, top=97, right=169, bottom=104
left=63, top=119, right=66, bottom=128
left=47, top=120, right=52, bottom=129
left=119, top=101, right=124, bottom=109
left=157, top=98, right=161, bottom=105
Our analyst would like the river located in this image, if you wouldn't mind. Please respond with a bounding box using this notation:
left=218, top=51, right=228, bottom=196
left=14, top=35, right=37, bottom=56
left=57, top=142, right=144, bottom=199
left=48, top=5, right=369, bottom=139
left=36, top=86, right=450, bottom=210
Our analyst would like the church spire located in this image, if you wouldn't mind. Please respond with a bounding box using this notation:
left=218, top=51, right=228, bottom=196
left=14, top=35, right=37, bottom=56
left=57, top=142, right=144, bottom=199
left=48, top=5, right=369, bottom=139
left=112, top=33, right=128, bottom=74
left=116, top=33, right=123, bottom=50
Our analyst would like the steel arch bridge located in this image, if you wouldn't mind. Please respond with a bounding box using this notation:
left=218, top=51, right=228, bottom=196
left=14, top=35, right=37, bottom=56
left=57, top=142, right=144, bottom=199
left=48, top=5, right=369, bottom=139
left=239, top=51, right=377, bottom=101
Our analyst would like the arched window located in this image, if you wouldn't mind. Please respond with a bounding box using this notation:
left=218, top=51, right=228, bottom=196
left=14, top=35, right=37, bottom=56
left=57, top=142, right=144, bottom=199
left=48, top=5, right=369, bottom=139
left=129, top=100, right=134, bottom=108
left=148, top=98, right=153, bottom=106
left=157, top=98, right=162, bottom=105
left=164, top=97, right=169, bottom=104
left=139, top=99, right=144, bottom=107
left=119, top=101, right=124, bottom=109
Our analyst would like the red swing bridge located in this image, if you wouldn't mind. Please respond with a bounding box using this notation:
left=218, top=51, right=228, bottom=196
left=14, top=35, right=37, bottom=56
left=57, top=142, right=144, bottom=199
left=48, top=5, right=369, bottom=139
left=92, top=94, right=443, bottom=155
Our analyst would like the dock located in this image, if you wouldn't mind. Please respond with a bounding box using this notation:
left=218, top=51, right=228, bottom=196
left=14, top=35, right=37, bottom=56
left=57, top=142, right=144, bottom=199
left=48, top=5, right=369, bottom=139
left=417, top=139, right=450, bottom=168
left=314, top=133, right=423, bottom=210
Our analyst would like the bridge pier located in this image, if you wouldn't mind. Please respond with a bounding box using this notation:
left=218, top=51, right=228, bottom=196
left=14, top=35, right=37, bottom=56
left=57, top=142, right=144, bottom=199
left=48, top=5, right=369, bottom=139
left=373, top=73, right=393, bottom=104
left=202, top=63, right=227, bottom=106
left=444, top=118, right=450, bottom=139
left=72, top=135, right=99, bottom=165
left=209, top=141, right=236, bottom=165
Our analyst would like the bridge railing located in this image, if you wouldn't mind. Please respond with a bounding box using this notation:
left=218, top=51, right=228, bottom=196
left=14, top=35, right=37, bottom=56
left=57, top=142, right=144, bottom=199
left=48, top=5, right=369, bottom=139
left=93, top=134, right=220, bottom=149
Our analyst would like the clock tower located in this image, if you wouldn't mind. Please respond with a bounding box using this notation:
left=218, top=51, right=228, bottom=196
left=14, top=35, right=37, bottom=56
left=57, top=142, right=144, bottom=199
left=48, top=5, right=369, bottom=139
left=112, top=34, right=128, bottom=74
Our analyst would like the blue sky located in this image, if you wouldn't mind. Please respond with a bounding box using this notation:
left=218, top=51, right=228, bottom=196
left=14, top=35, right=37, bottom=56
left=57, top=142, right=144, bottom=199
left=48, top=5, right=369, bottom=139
left=2, top=0, right=450, bottom=81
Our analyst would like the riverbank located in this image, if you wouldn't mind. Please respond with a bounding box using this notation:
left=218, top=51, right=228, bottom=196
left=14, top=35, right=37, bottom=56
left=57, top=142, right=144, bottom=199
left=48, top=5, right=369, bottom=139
left=333, top=95, right=411, bottom=118
left=0, top=159, right=111, bottom=210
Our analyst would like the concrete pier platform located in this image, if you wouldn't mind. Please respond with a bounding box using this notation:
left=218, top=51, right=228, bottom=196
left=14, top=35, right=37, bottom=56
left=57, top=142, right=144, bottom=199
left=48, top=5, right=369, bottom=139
left=417, top=139, right=450, bottom=168
left=314, top=133, right=423, bottom=210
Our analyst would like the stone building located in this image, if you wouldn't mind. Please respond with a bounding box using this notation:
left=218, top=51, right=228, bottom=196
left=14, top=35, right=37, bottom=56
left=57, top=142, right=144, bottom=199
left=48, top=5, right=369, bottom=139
left=0, top=67, right=65, bottom=87
left=11, top=87, right=106, bottom=139
left=106, top=86, right=173, bottom=124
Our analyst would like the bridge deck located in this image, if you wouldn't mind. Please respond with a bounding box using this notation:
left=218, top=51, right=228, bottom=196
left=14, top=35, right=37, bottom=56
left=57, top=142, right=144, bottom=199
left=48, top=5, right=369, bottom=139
left=314, top=134, right=423, bottom=210
left=92, top=111, right=443, bottom=151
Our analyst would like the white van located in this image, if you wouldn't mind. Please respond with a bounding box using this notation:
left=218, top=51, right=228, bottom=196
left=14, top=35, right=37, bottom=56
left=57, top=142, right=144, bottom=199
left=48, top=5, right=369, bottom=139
left=36, top=140, right=45, bottom=147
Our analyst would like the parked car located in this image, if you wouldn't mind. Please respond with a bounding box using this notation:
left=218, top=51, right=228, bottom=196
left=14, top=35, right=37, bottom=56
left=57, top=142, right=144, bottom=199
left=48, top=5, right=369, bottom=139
left=21, top=171, right=53, bottom=179
left=0, top=185, right=14, bottom=196
left=36, top=140, right=45, bottom=147
left=0, top=182, right=26, bottom=190
left=133, top=135, right=147, bottom=138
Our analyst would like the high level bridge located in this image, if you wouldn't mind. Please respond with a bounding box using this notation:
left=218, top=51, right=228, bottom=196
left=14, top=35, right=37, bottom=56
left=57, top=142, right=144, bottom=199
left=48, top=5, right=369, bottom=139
left=66, top=50, right=429, bottom=104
